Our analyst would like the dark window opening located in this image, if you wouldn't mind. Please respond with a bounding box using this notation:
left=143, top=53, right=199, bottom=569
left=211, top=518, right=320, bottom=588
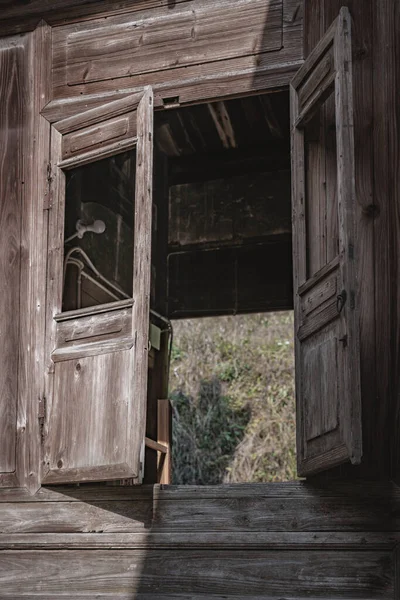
left=147, top=90, right=296, bottom=484
left=63, top=149, right=136, bottom=312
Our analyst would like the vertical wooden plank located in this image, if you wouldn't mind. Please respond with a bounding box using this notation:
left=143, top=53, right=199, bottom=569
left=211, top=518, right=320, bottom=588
left=334, top=7, right=361, bottom=464
left=42, top=128, right=64, bottom=481
left=303, top=0, right=324, bottom=57
left=324, top=93, right=338, bottom=264
left=0, top=38, right=25, bottom=476
left=305, top=110, right=326, bottom=276
left=144, top=146, right=169, bottom=483
left=17, top=21, right=52, bottom=493
left=393, top=0, right=400, bottom=480
left=158, top=398, right=172, bottom=484
left=313, top=0, right=375, bottom=479
left=129, top=86, right=154, bottom=479
left=371, top=0, right=400, bottom=479
left=290, top=83, right=306, bottom=470
left=303, top=0, right=326, bottom=279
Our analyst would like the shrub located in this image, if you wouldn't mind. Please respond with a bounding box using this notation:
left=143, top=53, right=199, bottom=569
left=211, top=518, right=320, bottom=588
left=169, top=312, right=296, bottom=484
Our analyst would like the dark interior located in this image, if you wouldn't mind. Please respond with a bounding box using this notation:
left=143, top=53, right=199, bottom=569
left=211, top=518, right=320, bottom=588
left=154, top=90, right=293, bottom=320
left=62, top=90, right=293, bottom=320
left=59, top=90, right=294, bottom=483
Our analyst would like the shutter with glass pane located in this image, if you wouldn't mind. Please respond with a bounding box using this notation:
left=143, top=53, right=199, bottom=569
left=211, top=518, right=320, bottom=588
left=42, top=88, right=154, bottom=484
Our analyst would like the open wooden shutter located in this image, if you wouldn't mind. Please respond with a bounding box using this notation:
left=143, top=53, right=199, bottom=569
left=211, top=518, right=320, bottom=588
left=290, top=8, right=361, bottom=476
left=42, top=88, right=153, bottom=484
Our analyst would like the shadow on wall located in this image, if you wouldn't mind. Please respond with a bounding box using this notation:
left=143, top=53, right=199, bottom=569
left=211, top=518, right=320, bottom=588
left=130, top=2, right=278, bottom=598
left=170, top=378, right=251, bottom=485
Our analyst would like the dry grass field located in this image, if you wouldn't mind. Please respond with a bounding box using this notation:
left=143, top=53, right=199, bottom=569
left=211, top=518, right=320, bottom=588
left=169, top=311, right=296, bottom=484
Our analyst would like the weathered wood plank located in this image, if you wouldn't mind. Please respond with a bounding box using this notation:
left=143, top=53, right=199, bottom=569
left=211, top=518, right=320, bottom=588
left=291, top=7, right=362, bottom=476
left=0, top=500, right=151, bottom=533
left=1, top=491, right=400, bottom=534
left=0, top=0, right=193, bottom=36
left=0, top=549, right=395, bottom=597
left=53, top=0, right=283, bottom=88
left=157, top=399, right=172, bottom=484
left=52, top=305, right=134, bottom=362
left=46, top=0, right=302, bottom=112
left=2, top=480, right=400, bottom=502
left=392, top=0, right=400, bottom=483
left=17, top=21, right=52, bottom=494
left=0, top=37, right=25, bottom=476
left=0, top=531, right=399, bottom=550
left=53, top=93, right=143, bottom=135
left=303, top=0, right=377, bottom=480
left=43, top=351, right=135, bottom=481
left=130, top=86, right=154, bottom=486
left=372, top=0, right=400, bottom=481
left=44, top=58, right=303, bottom=122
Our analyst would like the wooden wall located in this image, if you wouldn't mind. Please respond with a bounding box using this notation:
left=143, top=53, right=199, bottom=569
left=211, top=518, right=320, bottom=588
left=0, top=0, right=301, bottom=493
left=0, top=24, right=51, bottom=492
left=167, top=171, right=293, bottom=318
left=304, top=0, right=400, bottom=480
left=40, top=0, right=303, bottom=121
left=0, top=481, right=399, bottom=598
left=0, top=37, right=25, bottom=482
left=0, top=2, right=399, bottom=597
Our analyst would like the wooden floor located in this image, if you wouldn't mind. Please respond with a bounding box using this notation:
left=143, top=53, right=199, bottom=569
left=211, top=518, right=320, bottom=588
left=0, top=481, right=399, bottom=598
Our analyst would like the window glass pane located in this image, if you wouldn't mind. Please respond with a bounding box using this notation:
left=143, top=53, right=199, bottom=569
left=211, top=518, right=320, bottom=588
left=63, top=149, right=136, bottom=311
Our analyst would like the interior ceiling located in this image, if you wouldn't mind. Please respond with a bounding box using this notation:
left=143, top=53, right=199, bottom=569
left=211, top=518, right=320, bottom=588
left=155, top=90, right=290, bottom=159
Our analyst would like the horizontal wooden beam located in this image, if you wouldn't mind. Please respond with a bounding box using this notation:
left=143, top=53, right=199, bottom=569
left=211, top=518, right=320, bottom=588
left=0, top=531, right=399, bottom=550
left=0, top=0, right=190, bottom=36
left=145, top=437, right=168, bottom=454
left=168, top=143, right=290, bottom=185
left=1, top=479, right=399, bottom=502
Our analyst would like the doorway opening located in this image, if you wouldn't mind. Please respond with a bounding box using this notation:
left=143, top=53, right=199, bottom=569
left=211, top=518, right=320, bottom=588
left=170, top=312, right=295, bottom=484
left=146, top=90, right=296, bottom=484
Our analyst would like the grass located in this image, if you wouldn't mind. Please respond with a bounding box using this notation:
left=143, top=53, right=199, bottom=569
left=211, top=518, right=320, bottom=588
left=168, top=311, right=296, bottom=484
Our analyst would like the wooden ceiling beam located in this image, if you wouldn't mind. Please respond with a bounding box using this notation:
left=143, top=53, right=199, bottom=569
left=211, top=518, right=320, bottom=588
left=168, top=142, right=290, bottom=185
left=207, top=101, right=237, bottom=149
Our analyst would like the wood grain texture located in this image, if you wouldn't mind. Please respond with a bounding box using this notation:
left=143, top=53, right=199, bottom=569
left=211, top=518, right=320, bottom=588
left=1, top=481, right=400, bottom=534
left=43, top=351, right=135, bottom=482
left=62, top=0, right=283, bottom=87
left=0, top=38, right=25, bottom=474
left=16, top=21, right=52, bottom=494
left=391, top=0, right=400, bottom=483
left=0, top=548, right=395, bottom=598
left=312, top=0, right=394, bottom=479
left=52, top=304, right=134, bottom=362
left=371, top=0, right=400, bottom=481
left=43, top=0, right=302, bottom=117
left=291, top=8, right=361, bottom=476
left=1, top=531, right=399, bottom=550
left=53, top=0, right=282, bottom=87
left=43, top=90, right=153, bottom=484
left=0, top=480, right=399, bottom=598
left=157, top=399, right=172, bottom=484
left=43, top=57, right=303, bottom=123
left=1, top=479, right=399, bottom=502
left=130, top=87, right=154, bottom=484
left=0, top=0, right=195, bottom=36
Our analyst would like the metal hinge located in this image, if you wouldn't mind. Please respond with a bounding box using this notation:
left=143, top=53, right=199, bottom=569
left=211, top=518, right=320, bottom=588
left=38, top=395, right=47, bottom=443
left=43, top=163, right=52, bottom=210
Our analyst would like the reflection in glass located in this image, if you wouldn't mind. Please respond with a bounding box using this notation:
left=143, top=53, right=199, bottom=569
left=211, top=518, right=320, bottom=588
left=62, top=149, right=136, bottom=312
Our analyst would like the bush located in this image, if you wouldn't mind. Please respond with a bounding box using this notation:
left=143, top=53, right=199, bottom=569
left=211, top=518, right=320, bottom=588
left=169, top=312, right=296, bottom=484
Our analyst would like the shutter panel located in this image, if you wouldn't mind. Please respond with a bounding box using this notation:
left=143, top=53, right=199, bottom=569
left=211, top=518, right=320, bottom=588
left=42, top=88, right=153, bottom=484
left=290, top=8, right=362, bottom=476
